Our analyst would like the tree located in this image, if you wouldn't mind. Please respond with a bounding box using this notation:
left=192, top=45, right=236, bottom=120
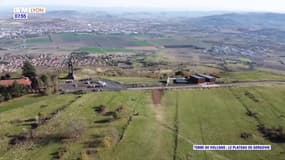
left=9, top=82, right=28, bottom=97
left=5, top=73, right=11, bottom=80
left=160, top=73, right=168, bottom=80
left=31, top=77, right=41, bottom=92
left=0, top=73, right=11, bottom=80
left=40, top=74, right=49, bottom=86
left=175, top=70, right=185, bottom=77
left=50, top=74, right=59, bottom=93
left=22, top=61, right=37, bottom=78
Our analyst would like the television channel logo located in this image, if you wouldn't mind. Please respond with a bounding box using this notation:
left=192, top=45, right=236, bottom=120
left=13, top=7, right=46, bottom=19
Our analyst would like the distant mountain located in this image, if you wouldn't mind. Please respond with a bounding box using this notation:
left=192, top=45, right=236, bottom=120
left=40, top=10, right=121, bottom=21
left=188, top=13, right=285, bottom=31
left=44, top=10, right=81, bottom=18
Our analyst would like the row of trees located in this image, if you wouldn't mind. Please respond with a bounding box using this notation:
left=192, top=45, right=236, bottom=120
left=22, top=61, right=59, bottom=95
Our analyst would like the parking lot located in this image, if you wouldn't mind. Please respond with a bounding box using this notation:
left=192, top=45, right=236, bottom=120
left=59, top=78, right=127, bottom=93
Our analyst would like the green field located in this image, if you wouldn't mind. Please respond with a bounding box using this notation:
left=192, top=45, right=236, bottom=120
left=170, top=87, right=285, bottom=160
left=0, top=86, right=285, bottom=160
left=79, top=48, right=134, bottom=54
left=131, top=39, right=151, bottom=46
left=1, top=32, right=155, bottom=51
left=26, top=37, right=51, bottom=44
left=55, top=32, right=151, bottom=46
left=218, top=71, right=285, bottom=83
left=56, top=32, right=98, bottom=40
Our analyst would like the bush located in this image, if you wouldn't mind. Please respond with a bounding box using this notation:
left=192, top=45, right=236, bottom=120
left=244, top=91, right=259, bottom=102
left=9, top=82, right=28, bottom=97
left=0, top=82, right=28, bottom=101
left=103, top=128, right=119, bottom=148
left=246, top=110, right=258, bottom=118
left=94, top=105, right=106, bottom=113
left=258, top=124, right=285, bottom=142
left=0, top=94, right=5, bottom=102
left=63, top=118, right=88, bottom=139
left=240, top=132, right=253, bottom=139
left=112, top=112, right=119, bottom=120
left=4, top=93, right=12, bottom=101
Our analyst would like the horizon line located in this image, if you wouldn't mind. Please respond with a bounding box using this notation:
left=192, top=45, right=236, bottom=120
left=1, top=5, right=285, bottom=14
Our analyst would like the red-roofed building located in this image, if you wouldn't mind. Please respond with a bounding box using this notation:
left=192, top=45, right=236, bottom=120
left=0, top=77, right=32, bottom=87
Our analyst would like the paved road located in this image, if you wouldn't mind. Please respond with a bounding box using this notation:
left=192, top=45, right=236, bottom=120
left=127, top=81, right=285, bottom=91
left=60, top=79, right=285, bottom=93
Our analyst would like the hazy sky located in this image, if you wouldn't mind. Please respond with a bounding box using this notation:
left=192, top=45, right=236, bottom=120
left=1, top=0, right=285, bottom=12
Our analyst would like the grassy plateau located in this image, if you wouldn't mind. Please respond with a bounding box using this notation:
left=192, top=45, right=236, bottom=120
left=0, top=86, right=285, bottom=160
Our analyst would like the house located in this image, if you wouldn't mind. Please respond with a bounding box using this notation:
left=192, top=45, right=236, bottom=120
left=0, top=77, right=32, bottom=87
left=189, top=75, right=206, bottom=84
left=174, top=77, right=189, bottom=84
left=197, top=74, right=216, bottom=83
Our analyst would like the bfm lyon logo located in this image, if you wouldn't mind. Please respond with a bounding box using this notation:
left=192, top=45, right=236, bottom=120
left=13, top=7, right=46, bottom=19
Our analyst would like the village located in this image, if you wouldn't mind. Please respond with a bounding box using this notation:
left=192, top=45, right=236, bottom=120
left=0, top=17, right=154, bottom=39
left=0, top=53, right=218, bottom=94
left=0, top=53, right=129, bottom=72
left=203, top=45, right=269, bottom=57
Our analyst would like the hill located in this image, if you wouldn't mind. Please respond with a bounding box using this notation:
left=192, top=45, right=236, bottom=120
left=188, top=13, right=285, bottom=31
left=0, top=86, right=285, bottom=160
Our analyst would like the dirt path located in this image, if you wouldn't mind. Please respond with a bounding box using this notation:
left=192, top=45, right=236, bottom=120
left=151, top=89, right=164, bottom=106
left=151, top=89, right=166, bottom=122
left=150, top=90, right=230, bottom=160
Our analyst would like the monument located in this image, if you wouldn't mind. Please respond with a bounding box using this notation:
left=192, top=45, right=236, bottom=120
left=66, top=55, right=75, bottom=80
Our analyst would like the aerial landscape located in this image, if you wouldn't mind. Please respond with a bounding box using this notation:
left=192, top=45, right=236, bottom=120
left=0, top=0, right=285, bottom=160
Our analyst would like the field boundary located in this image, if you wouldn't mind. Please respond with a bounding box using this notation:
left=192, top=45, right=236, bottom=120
left=173, top=91, right=179, bottom=160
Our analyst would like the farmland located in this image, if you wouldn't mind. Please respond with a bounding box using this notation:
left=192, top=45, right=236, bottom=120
left=26, top=37, right=51, bottom=44
left=0, top=85, right=285, bottom=160
left=1, top=30, right=285, bottom=76
left=218, top=71, right=285, bottom=83
left=79, top=48, right=134, bottom=54
left=22, top=33, right=154, bottom=50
